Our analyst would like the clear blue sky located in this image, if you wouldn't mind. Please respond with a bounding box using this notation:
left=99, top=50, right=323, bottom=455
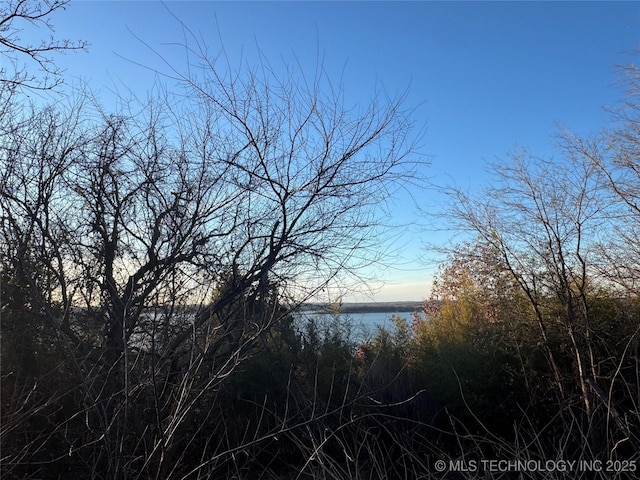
left=43, top=1, right=640, bottom=301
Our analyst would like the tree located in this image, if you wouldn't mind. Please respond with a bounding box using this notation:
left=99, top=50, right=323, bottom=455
left=447, top=144, right=637, bottom=454
left=0, top=0, right=86, bottom=91
left=0, top=37, right=421, bottom=476
left=421, top=242, right=526, bottom=342
left=568, top=65, right=640, bottom=292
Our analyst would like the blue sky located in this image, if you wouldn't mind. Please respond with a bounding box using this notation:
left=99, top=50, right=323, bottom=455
left=38, top=1, right=640, bottom=301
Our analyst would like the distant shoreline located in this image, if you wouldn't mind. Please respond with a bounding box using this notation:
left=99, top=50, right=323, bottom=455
left=297, top=301, right=424, bottom=314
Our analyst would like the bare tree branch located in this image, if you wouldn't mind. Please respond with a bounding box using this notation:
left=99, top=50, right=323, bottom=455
left=0, top=0, right=87, bottom=91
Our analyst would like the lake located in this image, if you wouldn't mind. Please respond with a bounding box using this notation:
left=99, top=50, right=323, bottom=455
left=295, top=309, right=421, bottom=342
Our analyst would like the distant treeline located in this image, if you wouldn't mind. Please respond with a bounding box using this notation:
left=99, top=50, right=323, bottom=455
left=296, top=301, right=426, bottom=314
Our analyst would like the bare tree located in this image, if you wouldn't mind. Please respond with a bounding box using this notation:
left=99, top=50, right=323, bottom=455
left=447, top=146, right=638, bottom=453
left=572, top=65, right=640, bottom=291
left=0, top=31, right=421, bottom=475
left=0, top=0, right=86, bottom=91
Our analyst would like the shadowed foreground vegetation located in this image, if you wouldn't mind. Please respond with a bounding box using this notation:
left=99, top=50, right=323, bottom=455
left=3, top=243, right=640, bottom=479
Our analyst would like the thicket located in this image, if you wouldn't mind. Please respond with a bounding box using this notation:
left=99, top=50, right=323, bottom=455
left=4, top=240, right=640, bottom=479
left=0, top=8, right=426, bottom=476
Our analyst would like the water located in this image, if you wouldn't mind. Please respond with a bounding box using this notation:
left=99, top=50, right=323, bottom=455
left=339, top=311, right=416, bottom=330
left=295, top=310, right=419, bottom=343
